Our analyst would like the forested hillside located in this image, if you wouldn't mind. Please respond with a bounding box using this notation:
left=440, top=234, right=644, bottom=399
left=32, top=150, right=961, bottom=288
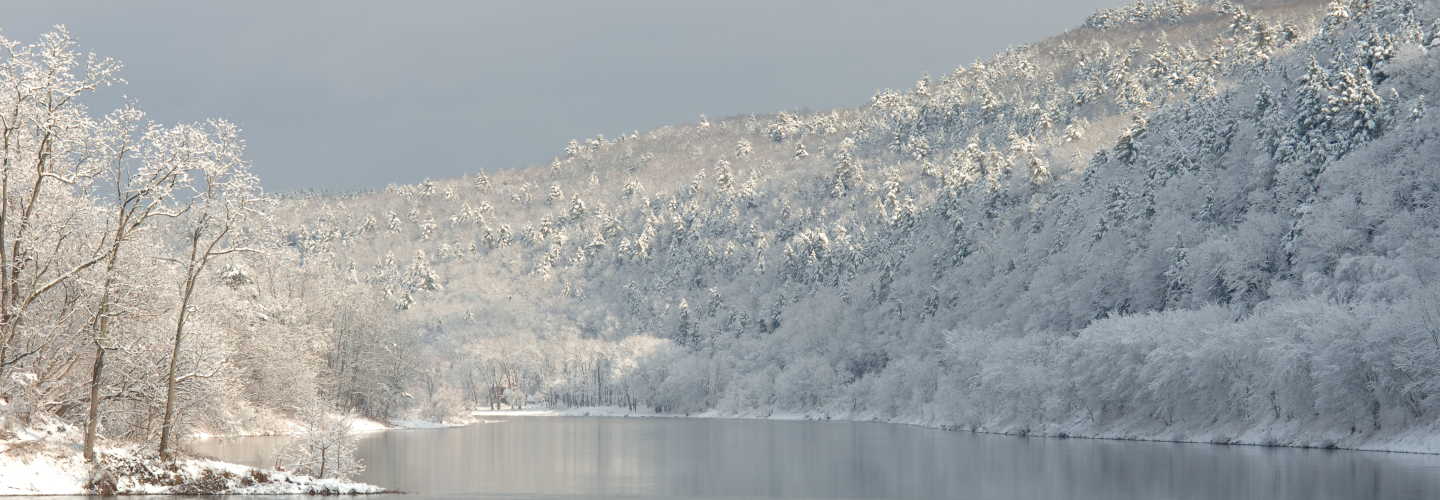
left=7, top=0, right=1440, bottom=459
left=279, top=0, right=1440, bottom=450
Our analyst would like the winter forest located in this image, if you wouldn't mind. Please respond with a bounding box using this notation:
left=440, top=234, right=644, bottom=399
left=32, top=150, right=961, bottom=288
left=6, top=0, right=1440, bottom=476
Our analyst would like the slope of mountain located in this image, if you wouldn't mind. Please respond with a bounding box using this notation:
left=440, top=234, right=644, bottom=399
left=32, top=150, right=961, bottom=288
left=279, top=0, right=1440, bottom=452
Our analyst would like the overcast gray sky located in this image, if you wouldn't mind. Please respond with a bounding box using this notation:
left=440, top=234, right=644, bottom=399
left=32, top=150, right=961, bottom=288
left=0, top=1, right=1124, bottom=192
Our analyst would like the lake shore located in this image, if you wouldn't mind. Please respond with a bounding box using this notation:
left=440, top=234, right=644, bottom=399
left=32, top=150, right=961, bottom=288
left=0, top=418, right=390, bottom=496
left=187, top=413, right=469, bottom=441
left=472, top=406, right=1440, bottom=456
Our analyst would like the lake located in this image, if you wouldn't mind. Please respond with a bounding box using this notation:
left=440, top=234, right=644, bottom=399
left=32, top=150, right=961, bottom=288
left=188, top=416, right=1440, bottom=500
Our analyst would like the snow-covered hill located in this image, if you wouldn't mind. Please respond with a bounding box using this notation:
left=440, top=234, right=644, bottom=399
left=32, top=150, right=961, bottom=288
left=272, top=0, right=1440, bottom=452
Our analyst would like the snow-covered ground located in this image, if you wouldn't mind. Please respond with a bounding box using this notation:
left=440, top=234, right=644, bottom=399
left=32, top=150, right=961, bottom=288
left=0, top=418, right=388, bottom=495
left=188, top=413, right=469, bottom=440
left=365, top=417, right=471, bottom=432
left=0, top=447, right=387, bottom=495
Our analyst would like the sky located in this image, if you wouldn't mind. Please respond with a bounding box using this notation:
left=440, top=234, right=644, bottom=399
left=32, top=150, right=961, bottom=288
left=0, top=1, right=1125, bottom=192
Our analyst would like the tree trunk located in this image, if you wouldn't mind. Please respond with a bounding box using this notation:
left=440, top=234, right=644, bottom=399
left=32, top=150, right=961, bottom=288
left=84, top=241, right=122, bottom=463
left=83, top=345, right=104, bottom=462
left=158, top=274, right=197, bottom=459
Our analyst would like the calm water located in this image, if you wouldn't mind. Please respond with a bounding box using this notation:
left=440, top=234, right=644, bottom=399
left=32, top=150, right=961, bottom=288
left=188, top=416, right=1440, bottom=500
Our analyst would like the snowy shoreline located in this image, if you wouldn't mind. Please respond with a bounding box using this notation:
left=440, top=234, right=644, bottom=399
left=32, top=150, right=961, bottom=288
left=186, top=414, right=469, bottom=441
left=0, top=419, right=399, bottom=496
left=0, top=445, right=392, bottom=496
left=474, top=406, right=1440, bottom=456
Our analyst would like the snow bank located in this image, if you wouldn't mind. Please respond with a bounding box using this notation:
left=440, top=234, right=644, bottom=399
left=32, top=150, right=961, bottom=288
left=345, top=417, right=391, bottom=434
left=190, top=412, right=467, bottom=439
left=0, top=446, right=89, bottom=495
left=387, top=418, right=468, bottom=430
left=347, top=414, right=472, bottom=434
left=89, top=449, right=386, bottom=495
left=0, top=420, right=387, bottom=496
left=0, top=444, right=387, bottom=496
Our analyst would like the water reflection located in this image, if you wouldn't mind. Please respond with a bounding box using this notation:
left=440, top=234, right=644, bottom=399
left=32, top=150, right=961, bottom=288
left=188, top=416, right=1440, bottom=500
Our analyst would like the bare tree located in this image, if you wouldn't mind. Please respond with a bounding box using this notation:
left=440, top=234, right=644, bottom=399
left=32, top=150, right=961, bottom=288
left=276, top=405, right=364, bottom=481
left=0, top=28, right=121, bottom=379
left=156, top=120, right=264, bottom=459
left=82, top=107, right=187, bottom=461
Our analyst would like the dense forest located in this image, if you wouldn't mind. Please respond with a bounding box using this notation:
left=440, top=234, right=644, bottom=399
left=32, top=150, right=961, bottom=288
left=5, top=0, right=1440, bottom=461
